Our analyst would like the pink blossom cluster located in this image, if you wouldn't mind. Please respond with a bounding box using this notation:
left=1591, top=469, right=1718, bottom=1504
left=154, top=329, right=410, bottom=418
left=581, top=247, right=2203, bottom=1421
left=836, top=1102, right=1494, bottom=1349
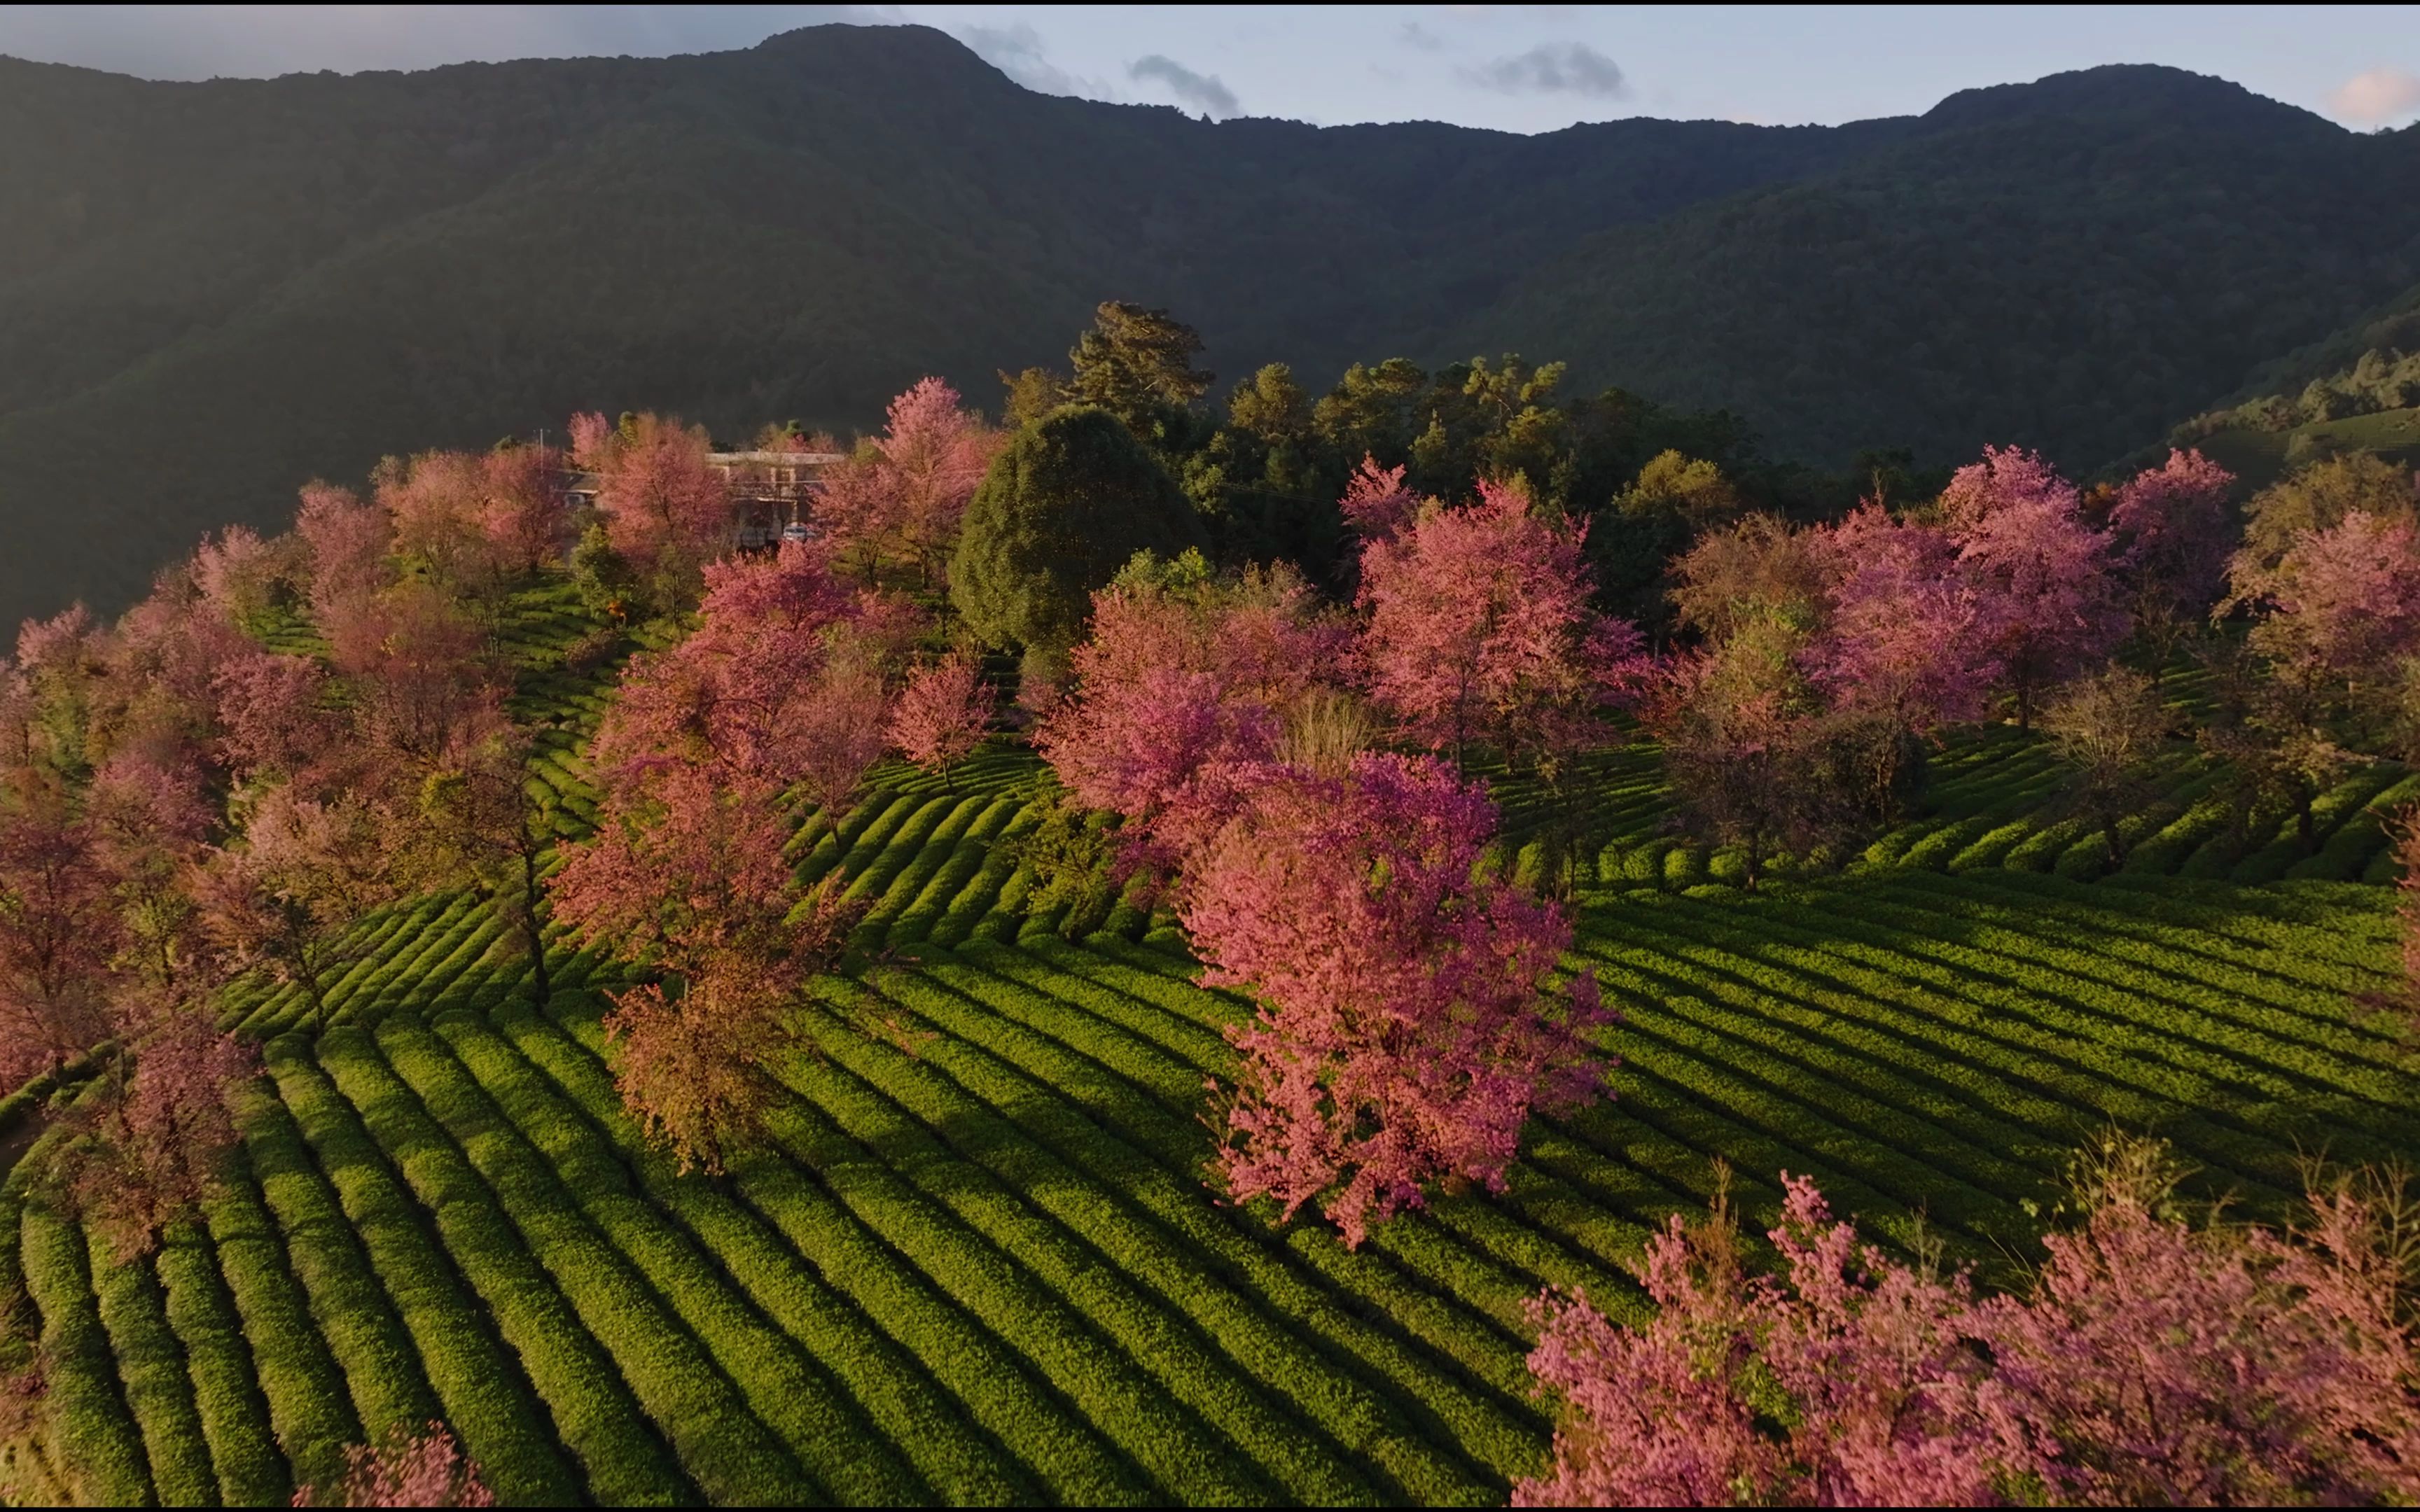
left=1182, top=753, right=1615, bottom=1245
left=549, top=542, right=905, bottom=1167
left=1037, top=564, right=1348, bottom=862
left=2108, top=446, right=2238, bottom=616
left=554, top=544, right=909, bottom=960
left=1356, top=479, right=1646, bottom=763
left=889, top=648, right=996, bottom=784
left=816, top=377, right=1002, bottom=585
left=1520, top=1173, right=2420, bottom=1507
left=1802, top=446, right=2146, bottom=732
left=293, top=1422, right=494, bottom=1508
left=567, top=410, right=730, bottom=576
left=2241, top=510, right=2420, bottom=687
left=1036, top=503, right=1620, bottom=1242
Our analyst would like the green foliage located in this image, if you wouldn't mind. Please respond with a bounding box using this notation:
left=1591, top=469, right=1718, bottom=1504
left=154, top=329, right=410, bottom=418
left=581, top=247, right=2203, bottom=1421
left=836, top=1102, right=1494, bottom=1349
left=2181, top=276, right=2420, bottom=443
left=566, top=523, right=636, bottom=622
left=2235, top=450, right=2420, bottom=570
left=21, top=1208, right=151, bottom=1506
left=950, top=407, right=1204, bottom=654
left=1065, top=302, right=1214, bottom=442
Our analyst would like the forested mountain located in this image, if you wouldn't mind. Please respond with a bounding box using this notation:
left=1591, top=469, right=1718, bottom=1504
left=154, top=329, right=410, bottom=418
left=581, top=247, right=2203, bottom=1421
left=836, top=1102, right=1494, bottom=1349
left=1, top=22, right=2416, bottom=624
left=1468, top=66, right=2420, bottom=468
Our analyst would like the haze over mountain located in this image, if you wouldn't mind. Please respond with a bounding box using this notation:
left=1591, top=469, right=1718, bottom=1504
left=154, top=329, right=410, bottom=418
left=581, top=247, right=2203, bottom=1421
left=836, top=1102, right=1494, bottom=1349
left=2, top=20, right=2418, bottom=624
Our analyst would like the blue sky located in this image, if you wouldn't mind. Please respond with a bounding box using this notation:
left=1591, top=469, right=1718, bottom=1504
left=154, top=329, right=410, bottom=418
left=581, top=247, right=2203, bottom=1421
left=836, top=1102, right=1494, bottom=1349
left=2, top=4, right=2415, bottom=132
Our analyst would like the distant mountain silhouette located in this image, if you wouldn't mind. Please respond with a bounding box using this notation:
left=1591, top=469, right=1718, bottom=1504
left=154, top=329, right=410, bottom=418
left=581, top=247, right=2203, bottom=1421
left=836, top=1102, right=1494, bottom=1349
left=1, top=23, right=2414, bottom=623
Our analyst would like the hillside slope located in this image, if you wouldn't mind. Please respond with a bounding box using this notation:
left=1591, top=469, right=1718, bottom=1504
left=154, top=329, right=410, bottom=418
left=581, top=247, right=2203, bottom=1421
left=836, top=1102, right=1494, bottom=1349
left=0, top=24, right=1903, bottom=623
left=1, top=568, right=2414, bottom=1504
left=1467, top=66, right=2420, bottom=469
left=4, top=27, right=2419, bottom=624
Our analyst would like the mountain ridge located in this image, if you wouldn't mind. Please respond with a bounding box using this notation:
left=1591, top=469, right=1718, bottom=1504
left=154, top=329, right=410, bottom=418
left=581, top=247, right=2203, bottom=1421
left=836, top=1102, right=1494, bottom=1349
left=0, top=24, right=2413, bottom=625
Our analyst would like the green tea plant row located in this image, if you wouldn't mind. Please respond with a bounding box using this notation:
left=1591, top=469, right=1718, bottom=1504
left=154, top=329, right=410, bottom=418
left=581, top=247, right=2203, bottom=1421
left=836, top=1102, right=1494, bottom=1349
left=10, top=860, right=2411, bottom=1503
left=1578, top=734, right=2415, bottom=893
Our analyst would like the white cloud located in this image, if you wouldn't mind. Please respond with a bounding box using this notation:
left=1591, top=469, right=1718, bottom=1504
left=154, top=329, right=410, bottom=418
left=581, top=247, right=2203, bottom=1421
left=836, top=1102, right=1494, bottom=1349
left=2328, top=66, right=2420, bottom=125
left=959, top=20, right=1081, bottom=94
left=1129, top=53, right=1239, bottom=117
left=1458, top=41, right=1627, bottom=99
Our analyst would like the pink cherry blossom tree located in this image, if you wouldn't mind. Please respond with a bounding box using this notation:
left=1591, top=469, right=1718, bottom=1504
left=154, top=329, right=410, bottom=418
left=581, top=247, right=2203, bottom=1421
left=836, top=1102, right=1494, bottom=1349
left=0, top=776, right=120, bottom=1082
left=1783, top=503, right=2006, bottom=824
left=2240, top=510, right=2420, bottom=702
left=49, top=1007, right=259, bottom=1260
left=194, top=785, right=398, bottom=1020
left=1518, top=1154, right=2420, bottom=1508
left=814, top=378, right=1000, bottom=588
left=88, top=750, right=218, bottom=994
left=1643, top=616, right=1860, bottom=887
left=214, top=652, right=340, bottom=785
left=1804, top=503, right=2000, bottom=734
left=319, top=580, right=503, bottom=767
left=1337, top=455, right=1419, bottom=540
left=550, top=763, right=861, bottom=1172
left=550, top=542, right=891, bottom=1168
left=477, top=443, right=576, bottom=577
left=877, top=377, right=1001, bottom=589
left=889, top=648, right=995, bottom=790
left=376, top=450, right=499, bottom=596
left=13, top=605, right=101, bottom=777
left=1181, top=752, right=1615, bottom=1246
left=2108, top=447, right=2236, bottom=669
left=296, top=482, right=394, bottom=635
left=568, top=410, right=730, bottom=601
left=1038, top=558, right=1347, bottom=864
left=2196, top=510, right=2420, bottom=852
left=191, top=524, right=291, bottom=634
left=1356, top=479, right=1639, bottom=769
left=102, top=575, right=253, bottom=769
left=1940, top=446, right=2127, bottom=729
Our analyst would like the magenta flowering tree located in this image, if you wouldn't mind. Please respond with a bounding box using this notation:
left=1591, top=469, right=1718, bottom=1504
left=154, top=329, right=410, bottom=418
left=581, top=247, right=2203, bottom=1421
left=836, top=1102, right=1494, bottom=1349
left=1337, top=454, right=1419, bottom=540
left=0, top=778, right=120, bottom=1080
left=1940, top=446, right=2127, bottom=728
left=1518, top=1163, right=2420, bottom=1507
left=816, top=378, right=1000, bottom=587
left=567, top=410, right=730, bottom=595
left=2240, top=510, right=2420, bottom=697
left=53, top=1007, right=260, bottom=1260
left=295, top=482, right=393, bottom=634
left=1804, top=503, right=2001, bottom=734
left=1181, top=752, right=1615, bottom=1246
left=548, top=541, right=890, bottom=1168
left=477, top=443, right=576, bottom=577
left=889, top=648, right=996, bottom=790
left=1038, top=562, right=1347, bottom=862
left=2108, top=447, right=2236, bottom=664
left=190, top=524, right=288, bottom=632
left=1356, top=479, right=1640, bottom=767
left=292, top=1422, right=496, bottom=1508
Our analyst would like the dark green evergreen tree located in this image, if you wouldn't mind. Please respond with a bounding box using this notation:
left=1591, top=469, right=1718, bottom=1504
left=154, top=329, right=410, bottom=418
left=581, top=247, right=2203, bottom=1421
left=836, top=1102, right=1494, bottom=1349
left=950, top=405, right=1206, bottom=657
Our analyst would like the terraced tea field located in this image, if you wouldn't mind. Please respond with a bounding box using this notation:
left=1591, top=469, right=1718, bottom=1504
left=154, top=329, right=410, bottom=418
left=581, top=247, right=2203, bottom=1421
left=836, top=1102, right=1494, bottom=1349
left=6, top=591, right=2416, bottom=1504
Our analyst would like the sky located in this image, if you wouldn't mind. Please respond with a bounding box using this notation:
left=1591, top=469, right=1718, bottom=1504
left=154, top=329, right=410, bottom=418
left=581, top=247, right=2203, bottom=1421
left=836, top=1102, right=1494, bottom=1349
left=1, top=4, right=2416, bottom=133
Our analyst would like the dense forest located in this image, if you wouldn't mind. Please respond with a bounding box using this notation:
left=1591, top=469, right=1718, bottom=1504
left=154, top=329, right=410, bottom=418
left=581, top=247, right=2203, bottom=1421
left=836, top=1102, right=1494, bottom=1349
left=3, top=23, right=2419, bottom=625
